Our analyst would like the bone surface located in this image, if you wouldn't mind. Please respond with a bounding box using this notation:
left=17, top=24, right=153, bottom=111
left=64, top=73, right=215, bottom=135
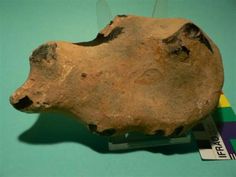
left=10, top=15, right=224, bottom=137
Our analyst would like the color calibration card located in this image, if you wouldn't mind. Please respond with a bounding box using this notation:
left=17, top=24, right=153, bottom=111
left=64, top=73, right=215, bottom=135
left=193, top=94, right=236, bottom=160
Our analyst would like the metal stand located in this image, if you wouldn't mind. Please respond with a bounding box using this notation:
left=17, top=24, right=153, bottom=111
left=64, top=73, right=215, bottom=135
left=108, top=132, right=191, bottom=151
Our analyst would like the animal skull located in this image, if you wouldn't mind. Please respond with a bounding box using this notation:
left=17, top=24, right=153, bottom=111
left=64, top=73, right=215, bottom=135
left=10, top=15, right=224, bottom=137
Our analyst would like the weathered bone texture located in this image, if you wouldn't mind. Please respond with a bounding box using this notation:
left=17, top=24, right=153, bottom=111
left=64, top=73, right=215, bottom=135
left=10, top=15, right=224, bottom=137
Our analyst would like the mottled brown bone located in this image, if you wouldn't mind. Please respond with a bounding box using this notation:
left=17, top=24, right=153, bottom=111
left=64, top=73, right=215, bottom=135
left=10, top=15, right=224, bottom=137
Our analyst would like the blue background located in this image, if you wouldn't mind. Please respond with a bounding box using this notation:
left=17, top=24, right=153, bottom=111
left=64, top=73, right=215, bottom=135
left=1, top=0, right=236, bottom=177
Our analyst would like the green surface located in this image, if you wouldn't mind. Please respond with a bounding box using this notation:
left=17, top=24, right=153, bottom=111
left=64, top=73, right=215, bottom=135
left=1, top=0, right=236, bottom=177
left=213, top=107, right=236, bottom=122
left=230, top=139, right=236, bottom=152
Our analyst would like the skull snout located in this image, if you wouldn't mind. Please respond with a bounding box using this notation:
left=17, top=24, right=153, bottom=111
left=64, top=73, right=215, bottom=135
left=10, top=79, right=37, bottom=112
left=10, top=91, right=34, bottom=111
left=10, top=95, right=33, bottom=110
left=10, top=81, right=53, bottom=113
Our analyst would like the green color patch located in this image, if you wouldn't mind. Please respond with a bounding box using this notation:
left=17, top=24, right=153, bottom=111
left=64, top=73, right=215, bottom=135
left=230, top=139, right=236, bottom=152
left=212, top=107, right=236, bottom=123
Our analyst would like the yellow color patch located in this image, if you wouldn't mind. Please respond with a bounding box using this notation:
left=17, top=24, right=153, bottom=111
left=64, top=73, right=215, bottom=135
left=218, top=94, right=231, bottom=108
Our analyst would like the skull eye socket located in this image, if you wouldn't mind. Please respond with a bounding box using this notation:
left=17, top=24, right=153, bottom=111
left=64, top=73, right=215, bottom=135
left=182, top=23, right=213, bottom=53
left=182, top=23, right=200, bottom=38
left=29, top=43, right=61, bottom=79
left=170, top=46, right=189, bottom=56
left=30, top=43, right=57, bottom=63
left=169, top=45, right=190, bottom=62
left=162, top=22, right=213, bottom=62
left=163, top=35, right=190, bottom=62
